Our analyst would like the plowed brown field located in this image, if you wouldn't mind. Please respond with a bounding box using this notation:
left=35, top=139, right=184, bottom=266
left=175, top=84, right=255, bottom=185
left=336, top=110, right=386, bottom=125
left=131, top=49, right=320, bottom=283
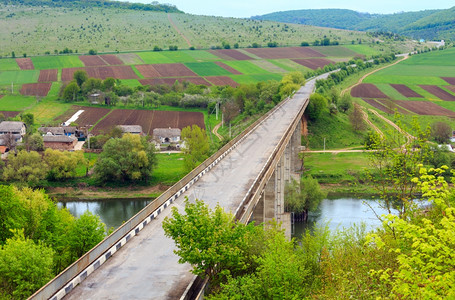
left=99, top=55, right=123, bottom=65
left=245, top=47, right=324, bottom=59
left=209, top=49, right=252, bottom=60
left=419, top=85, right=455, bottom=101
left=205, top=76, right=239, bottom=87
left=54, top=106, right=111, bottom=127
left=214, top=61, right=242, bottom=74
left=152, top=64, right=197, bottom=77
left=38, top=69, right=58, bottom=82
left=363, top=98, right=409, bottom=114
left=393, top=100, right=455, bottom=117
left=0, top=111, right=20, bottom=118
left=390, top=84, right=423, bottom=98
left=79, top=55, right=107, bottom=67
left=140, top=77, right=210, bottom=86
left=92, top=109, right=204, bottom=135
left=135, top=65, right=160, bottom=78
left=351, top=84, right=389, bottom=99
left=445, top=86, right=455, bottom=93
left=16, top=58, right=34, bottom=70
left=62, top=66, right=138, bottom=81
left=20, top=83, right=52, bottom=97
left=292, top=58, right=335, bottom=70
left=442, top=77, right=455, bottom=85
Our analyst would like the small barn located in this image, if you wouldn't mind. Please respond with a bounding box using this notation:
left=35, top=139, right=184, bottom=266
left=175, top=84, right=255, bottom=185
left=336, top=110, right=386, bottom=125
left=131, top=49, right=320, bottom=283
left=43, top=135, right=77, bottom=151
left=153, top=128, right=181, bottom=144
left=118, top=125, right=143, bottom=135
left=0, top=121, right=26, bottom=138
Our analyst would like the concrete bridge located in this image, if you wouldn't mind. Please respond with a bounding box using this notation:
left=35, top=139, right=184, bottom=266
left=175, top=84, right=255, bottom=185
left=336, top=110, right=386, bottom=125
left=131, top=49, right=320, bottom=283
left=31, top=73, right=328, bottom=300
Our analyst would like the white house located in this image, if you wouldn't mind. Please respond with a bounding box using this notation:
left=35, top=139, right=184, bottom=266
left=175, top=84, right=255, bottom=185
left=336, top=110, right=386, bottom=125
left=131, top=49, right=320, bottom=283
left=0, top=121, right=26, bottom=136
left=153, top=128, right=181, bottom=144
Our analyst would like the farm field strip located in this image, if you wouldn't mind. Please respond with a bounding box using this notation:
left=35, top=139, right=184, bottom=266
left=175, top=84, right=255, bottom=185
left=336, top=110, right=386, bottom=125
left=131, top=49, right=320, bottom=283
left=442, top=77, right=455, bottom=85
left=419, top=85, right=455, bottom=101
left=214, top=61, right=242, bottom=74
left=351, top=83, right=389, bottom=99
left=204, top=76, right=239, bottom=87
left=0, top=95, right=36, bottom=111
left=292, top=58, right=335, bottom=70
left=79, top=55, right=108, bottom=67
left=139, top=77, right=210, bottom=86
left=229, top=74, right=283, bottom=84
left=245, top=47, right=324, bottom=59
left=390, top=84, right=423, bottom=98
left=16, top=58, right=35, bottom=70
left=151, top=63, right=197, bottom=77
left=445, top=86, right=455, bottom=93
left=137, top=52, right=175, bottom=64
left=311, top=46, right=360, bottom=58
left=0, top=70, right=40, bottom=85
left=392, top=100, right=455, bottom=117
left=0, top=59, right=20, bottom=71
left=99, top=55, right=124, bottom=65
left=117, top=53, right=144, bottom=65
left=184, top=62, right=233, bottom=76
left=209, top=49, right=253, bottom=60
left=38, top=69, right=58, bottom=82
left=0, top=111, right=20, bottom=118
left=135, top=65, right=161, bottom=78
left=250, top=60, right=286, bottom=73
left=362, top=98, right=409, bottom=115
left=31, top=56, right=84, bottom=70
left=20, top=83, right=52, bottom=97
left=61, top=66, right=138, bottom=81
left=222, top=60, right=268, bottom=74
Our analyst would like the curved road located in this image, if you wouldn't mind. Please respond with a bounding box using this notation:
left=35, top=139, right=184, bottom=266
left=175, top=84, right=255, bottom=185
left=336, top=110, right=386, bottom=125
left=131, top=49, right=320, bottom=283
left=65, top=74, right=329, bottom=300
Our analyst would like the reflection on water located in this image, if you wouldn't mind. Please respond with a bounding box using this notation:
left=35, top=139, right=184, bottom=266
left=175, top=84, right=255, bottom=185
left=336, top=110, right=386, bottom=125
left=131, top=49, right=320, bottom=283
left=292, top=197, right=396, bottom=238
left=58, top=199, right=151, bottom=230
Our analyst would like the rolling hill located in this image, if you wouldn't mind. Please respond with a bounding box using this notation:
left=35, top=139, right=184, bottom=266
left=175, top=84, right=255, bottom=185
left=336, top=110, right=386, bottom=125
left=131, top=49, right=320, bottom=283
left=252, top=7, right=455, bottom=41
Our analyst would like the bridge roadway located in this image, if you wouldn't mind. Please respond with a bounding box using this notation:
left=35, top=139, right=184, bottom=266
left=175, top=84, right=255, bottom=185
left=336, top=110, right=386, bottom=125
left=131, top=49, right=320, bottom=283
left=65, top=75, right=325, bottom=300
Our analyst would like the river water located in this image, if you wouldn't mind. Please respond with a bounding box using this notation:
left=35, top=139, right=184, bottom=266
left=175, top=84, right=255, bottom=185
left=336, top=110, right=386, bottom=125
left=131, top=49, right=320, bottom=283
left=58, top=197, right=393, bottom=235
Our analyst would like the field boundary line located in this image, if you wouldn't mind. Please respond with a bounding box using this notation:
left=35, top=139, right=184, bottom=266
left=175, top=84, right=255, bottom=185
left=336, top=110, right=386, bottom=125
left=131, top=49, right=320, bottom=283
left=167, top=14, right=192, bottom=48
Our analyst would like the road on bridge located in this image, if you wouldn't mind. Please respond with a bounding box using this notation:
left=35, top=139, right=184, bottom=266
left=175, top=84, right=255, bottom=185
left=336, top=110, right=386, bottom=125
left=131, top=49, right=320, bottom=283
left=65, top=74, right=329, bottom=300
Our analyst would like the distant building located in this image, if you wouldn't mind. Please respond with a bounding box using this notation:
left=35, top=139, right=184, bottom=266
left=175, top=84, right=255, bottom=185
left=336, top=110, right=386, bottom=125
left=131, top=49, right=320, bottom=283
left=43, top=135, right=77, bottom=151
left=118, top=125, right=143, bottom=135
left=0, top=121, right=26, bottom=137
left=153, top=128, right=181, bottom=144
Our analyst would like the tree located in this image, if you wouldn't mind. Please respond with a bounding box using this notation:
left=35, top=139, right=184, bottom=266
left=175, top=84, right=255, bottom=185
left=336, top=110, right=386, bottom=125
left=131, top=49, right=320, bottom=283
left=44, top=149, right=87, bottom=181
left=222, top=101, right=239, bottom=125
left=25, top=132, right=44, bottom=151
left=88, top=49, right=97, bottom=55
left=0, top=230, right=54, bottom=299
left=20, top=113, right=34, bottom=130
left=67, top=212, right=105, bottom=261
left=62, top=81, right=80, bottom=102
left=3, top=150, right=48, bottom=186
left=337, top=93, right=352, bottom=113
left=103, top=77, right=116, bottom=92
left=285, top=176, right=326, bottom=221
left=163, top=199, right=258, bottom=284
left=181, top=125, right=210, bottom=172
left=93, top=134, right=157, bottom=182
left=73, top=70, right=88, bottom=88
left=431, top=121, right=451, bottom=144
left=305, top=93, right=327, bottom=121
left=0, top=185, right=25, bottom=244
left=82, top=77, right=102, bottom=94
left=349, top=103, right=366, bottom=131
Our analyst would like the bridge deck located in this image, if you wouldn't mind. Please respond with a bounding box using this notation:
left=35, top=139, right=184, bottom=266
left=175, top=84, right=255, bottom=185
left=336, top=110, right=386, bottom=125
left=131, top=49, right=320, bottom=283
left=65, top=79, right=319, bottom=300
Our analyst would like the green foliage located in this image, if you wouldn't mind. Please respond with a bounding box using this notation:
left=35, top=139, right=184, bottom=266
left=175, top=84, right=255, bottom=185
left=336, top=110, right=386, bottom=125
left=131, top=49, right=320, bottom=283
left=93, top=134, right=157, bottom=182
left=62, top=81, right=80, bottom=102
left=181, top=125, right=210, bottom=172
left=44, top=149, right=87, bottom=181
left=431, top=121, right=451, bottom=144
left=305, top=93, right=327, bottom=121
left=2, top=150, right=48, bottom=186
left=0, top=230, right=54, bottom=299
left=285, top=176, right=326, bottom=214
left=73, top=70, right=88, bottom=88
left=67, top=212, right=105, bottom=260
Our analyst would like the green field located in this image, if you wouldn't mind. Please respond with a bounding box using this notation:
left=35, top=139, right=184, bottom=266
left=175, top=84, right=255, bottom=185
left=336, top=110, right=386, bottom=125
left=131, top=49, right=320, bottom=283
left=137, top=52, right=174, bottom=64
left=31, top=56, right=84, bottom=69
left=0, top=70, right=39, bottom=85
left=363, top=75, right=448, bottom=85
left=344, top=44, right=382, bottom=56
left=184, top=50, right=220, bottom=61
left=160, top=51, right=198, bottom=63
left=401, top=48, right=455, bottom=66
left=185, top=62, right=232, bottom=76
left=0, top=95, right=36, bottom=111
left=223, top=61, right=268, bottom=74
left=311, top=46, right=358, bottom=57
left=231, top=74, right=283, bottom=84
left=150, top=153, right=186, bottom=185
left=0, top=58, right=20, bottom=71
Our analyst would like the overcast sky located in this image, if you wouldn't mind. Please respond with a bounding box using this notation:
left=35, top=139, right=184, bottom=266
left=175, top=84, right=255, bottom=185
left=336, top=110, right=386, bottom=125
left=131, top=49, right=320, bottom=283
left=127, top=0, right=454, bottom=18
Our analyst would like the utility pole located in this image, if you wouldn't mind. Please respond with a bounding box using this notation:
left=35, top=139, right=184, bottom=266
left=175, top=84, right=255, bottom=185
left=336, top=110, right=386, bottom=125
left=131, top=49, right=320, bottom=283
left=222, top=113, right=224, bottom=128
left=216, top=101, right=219, bottom=120
left=11, top=82, right=13, bottom=94
left=229, top=123, right=231, bottom=139
left=323, top=137, right=326, bottom=151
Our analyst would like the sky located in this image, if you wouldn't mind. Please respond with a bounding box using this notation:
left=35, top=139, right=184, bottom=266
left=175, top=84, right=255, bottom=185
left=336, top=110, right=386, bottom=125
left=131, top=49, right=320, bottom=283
left=128, top=0, right=454, bottom=18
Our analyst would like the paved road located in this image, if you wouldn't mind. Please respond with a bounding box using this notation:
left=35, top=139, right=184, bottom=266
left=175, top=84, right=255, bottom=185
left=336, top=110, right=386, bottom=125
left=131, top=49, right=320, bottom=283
left=65, top=75, right=328, bottom=300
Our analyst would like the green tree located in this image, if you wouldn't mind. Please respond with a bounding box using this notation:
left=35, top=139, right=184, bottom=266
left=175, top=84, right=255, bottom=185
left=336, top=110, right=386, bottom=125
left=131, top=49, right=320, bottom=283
left=2, top=150, right=48, bottom=186
left=431, top=121, right=451, bottom=144
left=62, top=81, right=80, bottom=102
left=285, top=176, right=326, bottom=221
left=82, top=77, right=103, bottom=94
left=67, top=212, right=105, bottom=261
left=25, top=132, right=44, bottom=151
left=349, top=103, right=366, bottom=131
left=0, top=185, right=25, bottom=244
left=0, top=230, right=54, bottom=299
left=102, top=77, right=116, bottom=92
left=44, top=149, right=87, bottom=181
left=181, top=125, right=210, bottom=172
left=20, top=113, right=34, bottom=130
left=93, top=134, right=157, bottom=182
left=73, top=70, right=88, bottom=88
left=163, top=199, right=257, bottom=284
left=305, top=93, right=327, bottom=121
left=337, top=93, right=352, bottom=113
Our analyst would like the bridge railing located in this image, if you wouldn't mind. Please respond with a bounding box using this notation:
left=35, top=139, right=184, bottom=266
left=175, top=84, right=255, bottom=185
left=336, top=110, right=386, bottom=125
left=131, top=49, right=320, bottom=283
left=30, top=93, right=292, bottom=300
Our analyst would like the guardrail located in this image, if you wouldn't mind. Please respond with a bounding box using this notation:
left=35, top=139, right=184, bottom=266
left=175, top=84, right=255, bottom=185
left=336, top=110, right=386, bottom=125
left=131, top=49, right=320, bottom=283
left=30, top=92, right=292, bottom=300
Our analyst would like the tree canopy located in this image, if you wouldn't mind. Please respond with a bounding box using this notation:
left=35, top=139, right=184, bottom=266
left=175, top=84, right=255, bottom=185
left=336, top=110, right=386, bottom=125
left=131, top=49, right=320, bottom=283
left=181, top=125, right=210, bottom=172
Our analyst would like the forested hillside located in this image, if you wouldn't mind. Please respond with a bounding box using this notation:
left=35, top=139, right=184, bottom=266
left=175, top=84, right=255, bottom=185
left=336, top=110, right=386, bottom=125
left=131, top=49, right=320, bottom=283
left=253, top=7, right=455, bottom=41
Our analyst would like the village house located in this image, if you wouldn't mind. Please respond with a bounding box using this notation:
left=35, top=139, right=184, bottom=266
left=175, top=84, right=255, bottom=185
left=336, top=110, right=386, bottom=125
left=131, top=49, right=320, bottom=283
left=153, top=128, right=181, bottom=144
left=118, top=125, right=143, bottom=135
left=38, top=126, right=85, bottom=139
left=0, top=121, right=26, bottom=138
left=43, top=135, right=77, bottom=151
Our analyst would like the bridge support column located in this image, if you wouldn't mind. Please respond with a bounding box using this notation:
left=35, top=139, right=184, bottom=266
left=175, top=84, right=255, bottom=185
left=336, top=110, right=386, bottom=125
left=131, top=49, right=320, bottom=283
left=291, top=121, right=302, bottom=173
left=252, top=192, right=264, bottom=224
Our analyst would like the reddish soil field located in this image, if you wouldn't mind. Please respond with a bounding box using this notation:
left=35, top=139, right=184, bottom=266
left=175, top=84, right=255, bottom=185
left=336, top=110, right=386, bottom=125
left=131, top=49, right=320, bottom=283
left=392, top=100, right=455, bottom=117
left=135, top=65, right=161, bottom=78
left=351, top=83, right=389, bottom=99
left=292, top=58, right=335, bottom=70
left=0, top=111, right=20, bottom=118
left=442, top=77, right=455, bottom=85
left=445, top=86, right=455, bottom=93
left=209, top=49, right=252, bottom=60
left=140, top=77, right=210, bottom=86
left=38, top=69, right=58, bottom=82
left=20, top=83, right=52, bottom=97
left=362, top=98, right=409, bottom=115
left=245, top=47, right=324, bottom=59
left=419, top=85, right=455, bottom=101
left=92, top=109, right=205, bottom=135
left=16, top=58, right=34, bottom=70
left=0, top=95, right=3, bottom=99
left=152, top=63, right=197, bottom=77
left=214, top=61, right=242, bottom=74
left=62, top=66, right=138, bottom=81
left=79, top=55, right=107, bottom=67
left=99, top=54, right=124, bottom=65
left=205, top=76, right=239, bottom=87
left=390, top=84, right=422, bottom=98
left=54, top=106, right=111, bottom=127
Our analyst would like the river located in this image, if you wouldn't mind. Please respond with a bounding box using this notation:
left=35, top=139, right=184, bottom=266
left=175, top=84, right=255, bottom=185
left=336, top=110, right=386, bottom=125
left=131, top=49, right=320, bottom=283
left=58, top=197, right=392, bottom=235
